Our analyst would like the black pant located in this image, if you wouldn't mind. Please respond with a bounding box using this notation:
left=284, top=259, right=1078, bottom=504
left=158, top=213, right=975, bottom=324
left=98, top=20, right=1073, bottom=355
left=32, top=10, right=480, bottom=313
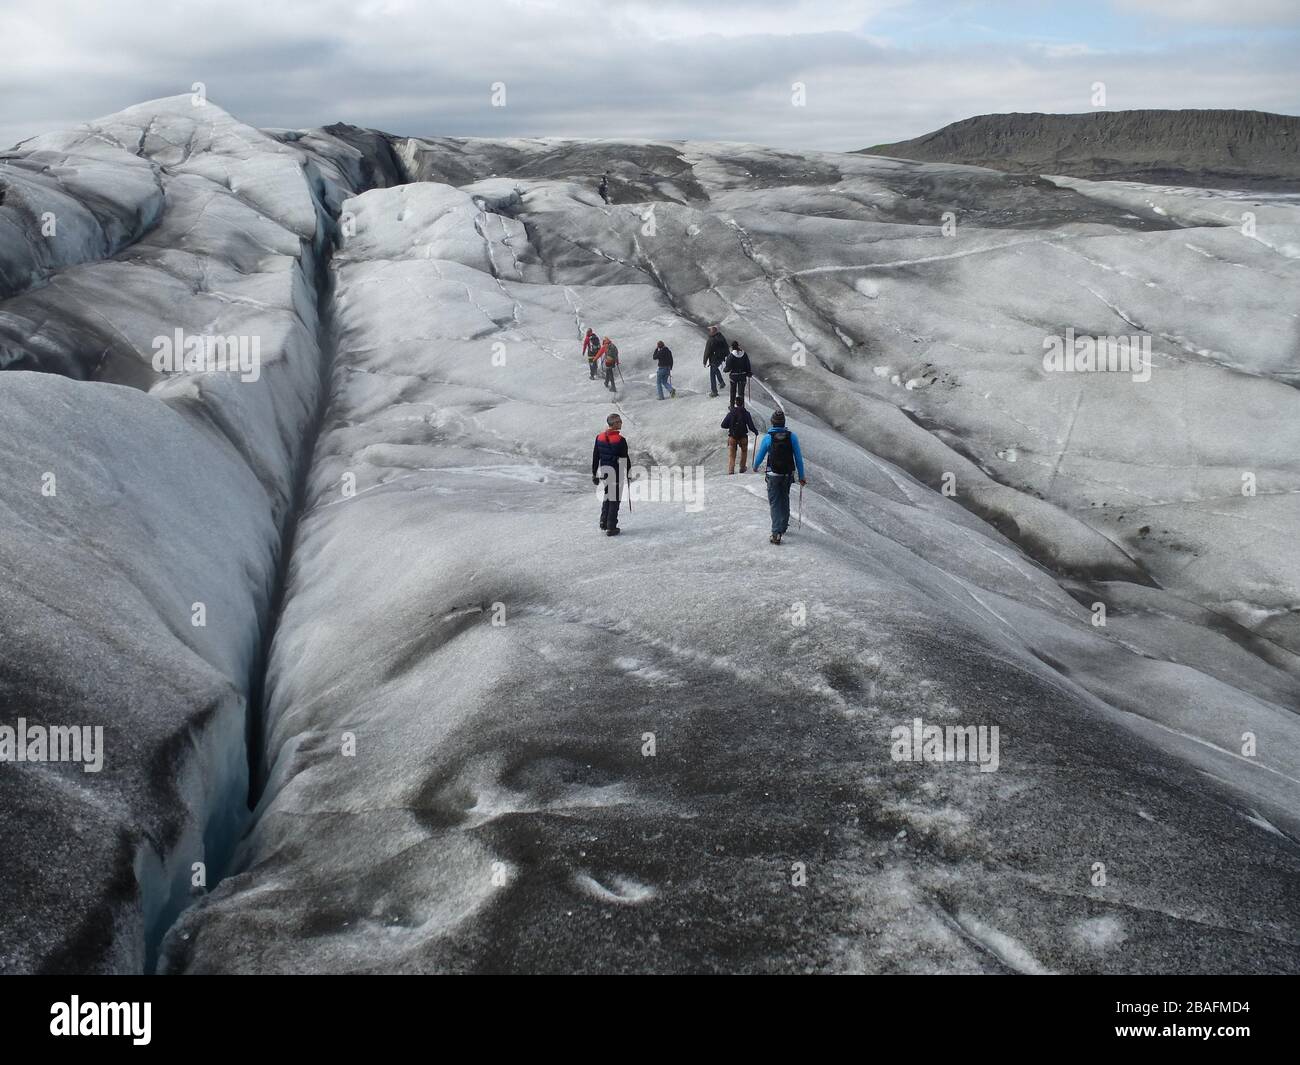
left=588, top=359, right=598, bottom=378
left=600, top=498, right=620, bottom=528
left=605, top=364, right=617, bottom=390
left=729, top=373, right=749, bottom=406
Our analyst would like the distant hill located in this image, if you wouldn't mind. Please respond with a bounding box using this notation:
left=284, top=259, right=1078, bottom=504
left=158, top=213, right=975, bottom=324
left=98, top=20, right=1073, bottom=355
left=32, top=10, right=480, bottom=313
left=863, top=109, right=1300, bottom=189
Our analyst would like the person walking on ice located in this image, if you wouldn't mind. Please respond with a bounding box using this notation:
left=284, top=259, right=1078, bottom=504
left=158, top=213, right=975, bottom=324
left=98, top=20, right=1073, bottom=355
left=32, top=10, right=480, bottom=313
left=598, top=336, right=620, bottom=391
left=592, top=413, right=629, bottom=536
left=582, top=327, right=601, bottom=379
left=721, top=399, right=757, bottom=474
left=702, top=325, right=728, bottom=398
left=752, top=409, right=806, bottom=544
left=725, top=340, right=752, bottom=406
left=652, top=340, right=676, bottom=399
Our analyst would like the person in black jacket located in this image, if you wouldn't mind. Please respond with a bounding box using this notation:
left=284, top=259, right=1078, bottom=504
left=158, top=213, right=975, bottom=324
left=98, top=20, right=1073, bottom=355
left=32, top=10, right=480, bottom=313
left=652, top=340, right=676, bottom=400
left=598, top=173, right=610, bottom=204
left=582, top=327, right=601, bottom=379
left=591, top=413, right=629, bottom=536
left=725, top=340, right=752, bottom=406
left=702, top=325, right=728, bottom=397
left=721, top=399, right=757, bottom=474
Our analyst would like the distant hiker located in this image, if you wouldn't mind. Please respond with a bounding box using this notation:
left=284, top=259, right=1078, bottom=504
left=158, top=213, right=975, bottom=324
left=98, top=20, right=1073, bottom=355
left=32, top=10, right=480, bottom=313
left=652, top=340, right=676, bottom=400
left=752, top=409, right=806, bottom=545
left=582, top=327, right=601, bottom=379
left=725, top=340, right=752, bottom=406
left=598, top=173, right=610, bottom=204
left=598, top=336, right=620, bottom=391
left=702, top=325, right=728, bottom=397
left=592, top=412, right=629, bottom=536
left=721, top=399, right=757, bottom=474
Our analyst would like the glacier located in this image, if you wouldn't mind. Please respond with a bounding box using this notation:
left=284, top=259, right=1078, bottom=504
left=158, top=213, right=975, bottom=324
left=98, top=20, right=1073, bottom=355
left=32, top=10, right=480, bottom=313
left=0, top=97, right=1297, bottom=974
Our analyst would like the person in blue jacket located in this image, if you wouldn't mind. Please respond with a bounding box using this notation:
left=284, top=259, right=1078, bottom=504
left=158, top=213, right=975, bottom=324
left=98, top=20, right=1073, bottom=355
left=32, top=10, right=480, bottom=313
left=751, top=409, right=806, bottom=544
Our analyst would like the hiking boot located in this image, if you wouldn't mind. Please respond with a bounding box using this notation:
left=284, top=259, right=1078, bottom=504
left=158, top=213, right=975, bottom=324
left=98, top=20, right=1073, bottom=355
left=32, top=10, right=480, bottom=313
left=740, top=465, right=747, bottom=473
left=709, top=391, right=718, bottom=398
left=607, top=526, right=621, bottom=537
left=599, top=520, right=607, bottom=530
left=770, top=533, right=782, bottom=545
left=671, top=390, right=677, bottom=398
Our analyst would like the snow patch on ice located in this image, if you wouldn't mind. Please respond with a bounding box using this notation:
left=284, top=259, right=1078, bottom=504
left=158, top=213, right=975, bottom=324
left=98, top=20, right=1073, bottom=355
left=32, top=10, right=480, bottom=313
left=1071, top=914, right=1126, bottom=951
left=574, top=872, right=658, bottom=906
left=954, top=912, right=1055, bottom=974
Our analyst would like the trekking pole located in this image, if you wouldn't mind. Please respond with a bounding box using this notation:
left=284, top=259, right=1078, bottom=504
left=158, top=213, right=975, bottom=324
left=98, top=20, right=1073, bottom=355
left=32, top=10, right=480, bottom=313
left=798, top=481, right=804, bottom=529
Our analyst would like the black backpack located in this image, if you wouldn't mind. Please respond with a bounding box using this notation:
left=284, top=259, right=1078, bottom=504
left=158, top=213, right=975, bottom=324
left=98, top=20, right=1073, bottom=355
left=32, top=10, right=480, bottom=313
left=728, top=410, right=749, bottom=439
left=767, top=430, right=795, bottom=474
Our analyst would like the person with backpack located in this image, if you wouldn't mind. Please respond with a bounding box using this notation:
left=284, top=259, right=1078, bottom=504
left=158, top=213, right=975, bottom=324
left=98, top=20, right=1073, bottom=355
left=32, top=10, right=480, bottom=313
left=591, top=412, right=629, bottom=536
left=721, top=399, right=757, bottom=474
left=725, top=340, right=752, bottom=406
left=598, top=336, right=620, bottom=391
left=598, top=173, right=610, bottom=204
left=702, top=325, right=728, bottom=397
left=751, top=409, right=806, bottom=544
left=651, top=340, right=676, bottom=400
left=582, top=327, right=601, bottom=379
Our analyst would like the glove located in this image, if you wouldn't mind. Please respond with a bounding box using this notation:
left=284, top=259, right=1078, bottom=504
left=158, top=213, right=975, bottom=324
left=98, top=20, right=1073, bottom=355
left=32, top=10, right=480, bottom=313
left=592, top=476, right=600, bottom=485
left=799, top=479, right=807, bottom=486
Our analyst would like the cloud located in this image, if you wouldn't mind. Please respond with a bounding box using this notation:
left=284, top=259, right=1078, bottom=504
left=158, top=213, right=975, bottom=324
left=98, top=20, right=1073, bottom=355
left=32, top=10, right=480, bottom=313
left=1115, top=0, right=1300, bottom=23
left=0, top=0, right=1295, bottom=152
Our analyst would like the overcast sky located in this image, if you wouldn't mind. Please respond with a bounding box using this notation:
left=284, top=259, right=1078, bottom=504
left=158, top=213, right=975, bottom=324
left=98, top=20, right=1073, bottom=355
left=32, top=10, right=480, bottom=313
left=2, top=0, right=1298, bottom=151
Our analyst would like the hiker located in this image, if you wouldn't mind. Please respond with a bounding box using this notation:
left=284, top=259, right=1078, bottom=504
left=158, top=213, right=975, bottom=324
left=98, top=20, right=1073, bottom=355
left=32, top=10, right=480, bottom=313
left=702, top=325, right=728, bottom=397
left=582, top=327, right=601, bottom=379
left=725, top=340, right=752, bottom=406
left=591, top=412, right=629, bottom=536
left=721, top=399, right=757, bottom=474
left=752, top=409, right=806, bottom=544
left=652, top=340, right=676, bottom=400
left=598, top=336, right=620, bottom=391
left=598, top=173, right=610, bottom=204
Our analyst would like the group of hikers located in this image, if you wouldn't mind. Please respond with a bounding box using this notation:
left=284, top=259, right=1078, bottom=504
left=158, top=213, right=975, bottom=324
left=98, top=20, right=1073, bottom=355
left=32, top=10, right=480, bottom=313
left=581, top=324, right=754, bottom=405
left=585, top=324, right=808, bottom=544
left=583, top=328, right=680, bottom=400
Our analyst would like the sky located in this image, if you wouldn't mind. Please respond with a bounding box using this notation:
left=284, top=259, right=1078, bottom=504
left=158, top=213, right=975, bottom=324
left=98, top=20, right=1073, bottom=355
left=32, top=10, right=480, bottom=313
left=1, top=0, right=1297, bottom=151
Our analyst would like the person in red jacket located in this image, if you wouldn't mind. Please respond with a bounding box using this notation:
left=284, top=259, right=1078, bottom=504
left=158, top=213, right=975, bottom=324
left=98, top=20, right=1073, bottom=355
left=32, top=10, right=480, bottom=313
left=598, top=337, right=620, bottom=391
left=591, top=412, right=629, bottom=536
